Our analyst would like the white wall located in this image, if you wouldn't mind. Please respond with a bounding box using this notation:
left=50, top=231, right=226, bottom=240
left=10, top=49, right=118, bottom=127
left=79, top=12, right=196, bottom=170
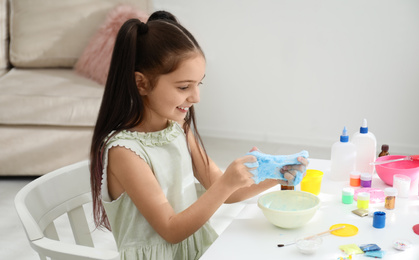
left=153, top=0, right=419, bottom=155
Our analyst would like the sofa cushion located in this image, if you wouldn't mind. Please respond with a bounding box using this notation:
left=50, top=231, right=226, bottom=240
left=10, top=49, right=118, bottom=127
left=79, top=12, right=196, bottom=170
left=9, top=0, right=152, bottom=68
left=0, top=0, right=8, bottom=71
left=0, top=68, right=103, bottom=126
left=75, top=5, right=149, bottom=85
left=0, top=125, right=94, bottom=175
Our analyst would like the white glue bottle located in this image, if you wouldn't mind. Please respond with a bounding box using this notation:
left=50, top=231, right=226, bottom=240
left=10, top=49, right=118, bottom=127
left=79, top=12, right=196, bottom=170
left=330, top=126, right=356, bottom=181
left=352, top=119, right=377, bottom=174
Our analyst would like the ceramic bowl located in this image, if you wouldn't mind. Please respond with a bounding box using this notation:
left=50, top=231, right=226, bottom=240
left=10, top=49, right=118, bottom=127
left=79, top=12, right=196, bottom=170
left=257, top=190, right=320, bottom=229
left=375, top=155, right=419, bottom=186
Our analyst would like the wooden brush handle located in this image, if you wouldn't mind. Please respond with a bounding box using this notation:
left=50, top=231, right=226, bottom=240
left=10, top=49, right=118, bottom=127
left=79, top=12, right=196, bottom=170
left=304, top=226, right=345, bottom=240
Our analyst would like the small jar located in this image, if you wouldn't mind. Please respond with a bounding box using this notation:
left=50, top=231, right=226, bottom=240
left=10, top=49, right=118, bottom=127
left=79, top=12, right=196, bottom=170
left=281, top=185, right=294, bottom=190
left=357, top=192, right=370, bottom=209
left=350, top=172, right=361, bottom=187
left=373, top=211, right=386, bottom=229
left=360, top=173, right=372, bottom=188
left=342, top=187, right=354, bottom=204
left=378, top=144, right=389, bottom=157
left=393, top=174, right=411, bottom=198
left=384, top=187, right=397, bottom=210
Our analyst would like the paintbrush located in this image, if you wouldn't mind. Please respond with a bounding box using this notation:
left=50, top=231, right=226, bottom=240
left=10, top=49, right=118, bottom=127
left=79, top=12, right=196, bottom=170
left=277, top=226, right=345, bottom=247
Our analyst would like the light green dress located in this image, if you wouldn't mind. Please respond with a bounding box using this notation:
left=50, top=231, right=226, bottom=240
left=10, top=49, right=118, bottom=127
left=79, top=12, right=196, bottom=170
left=101, top=121, right=218, bottom=260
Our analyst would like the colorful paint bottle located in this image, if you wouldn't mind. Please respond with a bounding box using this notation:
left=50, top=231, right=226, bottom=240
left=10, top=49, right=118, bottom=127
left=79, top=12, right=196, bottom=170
left=373, top=211, right=386, bottom=229
left=357, top=192, right=370, bottom=209
left=360, top=173, right=372, bottom=188
left=342, top=188, right=354, bottom=204
left=384, top=187, right=397, bottom=210
left=350, top=171, right=361, bottom=187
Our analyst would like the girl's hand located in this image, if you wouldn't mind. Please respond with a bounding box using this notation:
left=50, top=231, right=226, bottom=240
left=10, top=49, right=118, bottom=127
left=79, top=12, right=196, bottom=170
left=222, top=155, right=256, bottom=190
left=280, top=156, right=309, bottom=185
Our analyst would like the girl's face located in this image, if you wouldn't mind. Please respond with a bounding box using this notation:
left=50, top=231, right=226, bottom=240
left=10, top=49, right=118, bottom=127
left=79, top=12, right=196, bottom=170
left=139, top=54, right=206, bottom=131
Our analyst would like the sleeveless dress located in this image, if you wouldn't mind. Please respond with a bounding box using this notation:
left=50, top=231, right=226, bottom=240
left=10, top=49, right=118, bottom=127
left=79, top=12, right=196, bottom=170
left=101, top=121, right=218, bottom=260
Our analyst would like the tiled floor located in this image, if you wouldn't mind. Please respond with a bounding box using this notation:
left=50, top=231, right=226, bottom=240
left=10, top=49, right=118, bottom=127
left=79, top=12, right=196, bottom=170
left=0, top=137, right=330, bottom=259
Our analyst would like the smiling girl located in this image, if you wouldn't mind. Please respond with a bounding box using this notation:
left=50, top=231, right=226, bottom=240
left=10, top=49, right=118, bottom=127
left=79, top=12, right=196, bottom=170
left=90, top=11, right=307, bottom=260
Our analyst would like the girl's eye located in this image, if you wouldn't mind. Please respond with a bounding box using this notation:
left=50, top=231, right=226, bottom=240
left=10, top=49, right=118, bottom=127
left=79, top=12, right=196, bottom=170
left=178, top=82, right=203, bottom=90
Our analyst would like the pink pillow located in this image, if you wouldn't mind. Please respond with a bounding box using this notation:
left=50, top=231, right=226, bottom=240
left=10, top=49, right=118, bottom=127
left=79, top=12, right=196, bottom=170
left=74, top=5, right=149, bottom=85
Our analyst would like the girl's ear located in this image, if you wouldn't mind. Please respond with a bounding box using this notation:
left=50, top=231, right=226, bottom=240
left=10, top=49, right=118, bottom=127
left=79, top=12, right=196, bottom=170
left=135, top=72, right=149, bottom=95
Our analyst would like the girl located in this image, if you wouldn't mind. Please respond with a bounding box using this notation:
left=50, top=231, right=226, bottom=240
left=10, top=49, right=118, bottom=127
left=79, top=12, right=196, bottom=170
left=90, top=11, right=308, bottom=260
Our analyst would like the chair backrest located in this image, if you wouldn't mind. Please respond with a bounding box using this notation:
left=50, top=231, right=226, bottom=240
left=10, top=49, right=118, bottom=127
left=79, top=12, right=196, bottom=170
left=15, top=160, right=119, bottom=260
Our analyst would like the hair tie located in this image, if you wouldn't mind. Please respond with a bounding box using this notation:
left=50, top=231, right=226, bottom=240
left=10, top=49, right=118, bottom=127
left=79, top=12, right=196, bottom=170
left=138, top=22, right=149, bottom=34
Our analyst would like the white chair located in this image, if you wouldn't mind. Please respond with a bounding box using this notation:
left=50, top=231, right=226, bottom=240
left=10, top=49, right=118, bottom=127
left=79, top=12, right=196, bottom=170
left=14, top=160, right=119, bottom=260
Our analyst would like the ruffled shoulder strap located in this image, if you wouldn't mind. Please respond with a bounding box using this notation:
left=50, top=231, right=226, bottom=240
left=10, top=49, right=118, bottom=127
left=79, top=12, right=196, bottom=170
left=108, top=120, right=183, bottom=147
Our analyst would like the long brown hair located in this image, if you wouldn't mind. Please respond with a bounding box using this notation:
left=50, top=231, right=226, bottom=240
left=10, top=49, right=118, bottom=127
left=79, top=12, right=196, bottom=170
left=90, top=11, right=207, bottom=229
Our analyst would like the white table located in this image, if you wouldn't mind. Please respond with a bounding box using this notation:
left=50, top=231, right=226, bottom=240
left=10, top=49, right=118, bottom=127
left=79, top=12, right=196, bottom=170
left=201, top=159, right=419, bottom=260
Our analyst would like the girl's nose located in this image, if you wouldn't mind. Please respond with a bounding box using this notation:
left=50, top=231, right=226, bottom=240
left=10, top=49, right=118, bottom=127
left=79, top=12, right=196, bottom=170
left=188, top=86, right=200, bottom=104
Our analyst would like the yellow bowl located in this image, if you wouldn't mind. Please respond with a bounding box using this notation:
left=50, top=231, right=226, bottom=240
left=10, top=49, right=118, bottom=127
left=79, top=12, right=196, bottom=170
left=258, top=190, right=320, bottom=228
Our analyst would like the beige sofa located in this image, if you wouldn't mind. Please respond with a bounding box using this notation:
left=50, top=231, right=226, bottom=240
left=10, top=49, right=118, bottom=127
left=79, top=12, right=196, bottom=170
left=0, top=0, right=152, bottom=175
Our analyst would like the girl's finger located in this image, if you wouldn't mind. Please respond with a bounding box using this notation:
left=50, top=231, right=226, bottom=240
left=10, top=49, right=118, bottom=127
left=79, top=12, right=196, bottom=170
left=249, top=146, right=259, bottom=152
left=244, top=161, right=258, bottom=169
left=243, top=154, right=257, bottom=162
left=287, top=164, right=306, bottom=173
left=283, top=172, right=295, bottom=181
left=297, top=156, right=309, bottom=166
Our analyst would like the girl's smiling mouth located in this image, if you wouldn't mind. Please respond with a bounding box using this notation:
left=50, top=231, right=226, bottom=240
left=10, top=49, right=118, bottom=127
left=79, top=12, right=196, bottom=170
left=177, top=106, right=190, bottom=113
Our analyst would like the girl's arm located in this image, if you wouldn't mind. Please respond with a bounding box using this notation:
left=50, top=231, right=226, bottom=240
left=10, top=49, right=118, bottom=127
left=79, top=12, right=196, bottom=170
left=189, top=132, right=309, bottom=203
left=107, top=145, right=255, bottom=244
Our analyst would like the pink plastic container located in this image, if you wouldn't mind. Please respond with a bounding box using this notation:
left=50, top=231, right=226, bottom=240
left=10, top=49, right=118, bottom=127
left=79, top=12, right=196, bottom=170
left=375, top=155, right=419, bottom=186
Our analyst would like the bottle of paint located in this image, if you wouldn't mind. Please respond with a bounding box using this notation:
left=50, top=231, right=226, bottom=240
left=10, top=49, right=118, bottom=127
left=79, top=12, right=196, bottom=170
left=357, top=192, right=370, bottom=209
left=378, top=144, right=389, bottom=157
left=384, top=187, right=397, bottom=210
left=342, top=187, right=354, bottom=204
left=330, top=126, right=356, bottom=181
left=373, top=211, right=386, bottom=229
left=352, top=119, right=377, bottom=175
left=360, top=173, right=372, bottom=188
left=350, top=171, right=361, bottom=187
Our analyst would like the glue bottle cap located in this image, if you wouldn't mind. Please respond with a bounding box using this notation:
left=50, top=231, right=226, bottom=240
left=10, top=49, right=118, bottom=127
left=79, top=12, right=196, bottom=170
left=360, top=119, right=368, bottom=134
left=340, top=126, right=349, bottom=142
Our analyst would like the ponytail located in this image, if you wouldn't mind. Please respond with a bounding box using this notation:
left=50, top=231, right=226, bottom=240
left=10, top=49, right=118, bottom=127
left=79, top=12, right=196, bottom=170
left=90, top=19, right=147, bottom=230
